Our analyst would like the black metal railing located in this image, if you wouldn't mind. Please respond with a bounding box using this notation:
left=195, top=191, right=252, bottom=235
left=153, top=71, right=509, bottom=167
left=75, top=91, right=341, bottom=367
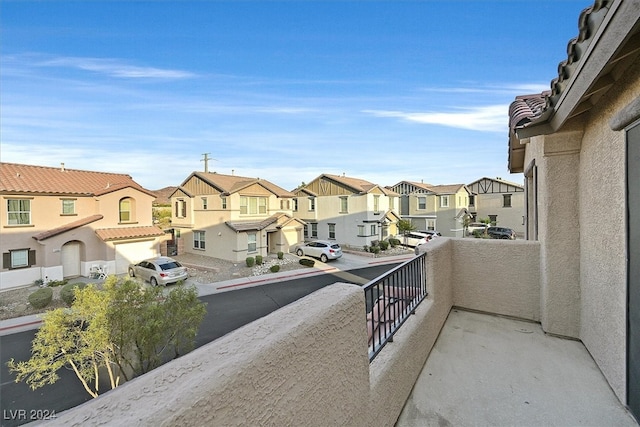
left=364, top=252, right=427, bottom=361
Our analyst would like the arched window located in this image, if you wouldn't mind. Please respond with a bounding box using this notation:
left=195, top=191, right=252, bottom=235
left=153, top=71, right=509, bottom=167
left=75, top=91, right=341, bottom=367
left=119, top=197, right=134, bottom=222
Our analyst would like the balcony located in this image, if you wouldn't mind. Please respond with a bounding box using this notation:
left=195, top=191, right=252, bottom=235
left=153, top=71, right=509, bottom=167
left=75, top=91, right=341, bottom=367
left=45, top=238, right=637, bottom=426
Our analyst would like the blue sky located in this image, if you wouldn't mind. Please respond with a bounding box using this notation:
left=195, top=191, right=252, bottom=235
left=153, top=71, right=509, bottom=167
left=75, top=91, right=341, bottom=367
left=1, top=1, right=591, bottom=191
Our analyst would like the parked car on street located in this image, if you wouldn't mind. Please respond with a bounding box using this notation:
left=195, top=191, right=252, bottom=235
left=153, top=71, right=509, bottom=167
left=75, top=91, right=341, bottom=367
left=487, top=226, right=516, bottom=240
left=418, top=230, right=442, bottom=238
left=400, top=232, right=431, bottom=247
left=128, top=256, right=189, bottom=286
left=466, top=222, right=489, bottom=236
left=296, top=240, right=343, bottom=262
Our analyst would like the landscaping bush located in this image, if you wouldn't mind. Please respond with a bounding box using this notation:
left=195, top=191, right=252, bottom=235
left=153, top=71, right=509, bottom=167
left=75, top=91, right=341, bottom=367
left=277, top=251, right=284, bottom=260
left=299, top=258, right=315, bottom=267
left=46, top=279, right=68, bottom=288
left=363, top=245, right=369, bottom=253
left=371, top=246, right=381, bottom=255
left=28, top=287, right=53, bottom=309
left=246, top=257, right=255, bottom=267
left=255, top=255, right=263, bottom=265
left=379, top=240, right=389, bottom=250
left=389, top=238, right=401, bottom=247
left=61, top=282, right=88, bottom=306
left=270, top=265, right=281, bottom=273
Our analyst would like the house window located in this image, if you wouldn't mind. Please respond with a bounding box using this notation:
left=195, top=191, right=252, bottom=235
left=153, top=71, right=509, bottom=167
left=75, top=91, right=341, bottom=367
left=304, top=224, right=308, bottom=237
left=193, top=230, right=206, bottom=249
left=7, top=199, right=31, bottom=225
left=175, top=199, right=186, bottom=218
left=418, top=197, right=427, bottom=210
left=371, top=224, right=376, bottom=236
left=202, top=197, right=208, bottom=210
left=469, top=195, right=475, bottom=207
left=280, top=199, right=290, bottom=210
left=308, top=197, right=315, bottom=211
left=221, top=197, right=227, bottom=209
left=311, top=223, right=318, bottom=238
left=10, top=249, right=29, bottom=268
left=373, top=195, right=380, bottom=214
left=389, top=197, right=395, bottom=211
left=503, top=194, right=512, bottom=208
left=427, top=220, right=436, bottom=231
left=119, top=198, right=133, bottom=222
left=358, top=225, right=365, bottom=236
left=61, top=199, right=76, bottom=215
left=340, top=197, right=348, bottom=213
left=328, top=224, right=336, bottom=239
left=440, top=195, right=449, bottom=208
left=247, top=233, right=257, bottom=252
left=293, top=198, right=298, bottom=211
left=240, top=196, right=267, bottom=215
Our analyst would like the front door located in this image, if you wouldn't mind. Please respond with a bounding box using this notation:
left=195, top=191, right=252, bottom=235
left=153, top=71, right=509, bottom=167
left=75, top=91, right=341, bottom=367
left=61, top=241, right=81, bottom=278
left=627, top=121, right=640, bottom=420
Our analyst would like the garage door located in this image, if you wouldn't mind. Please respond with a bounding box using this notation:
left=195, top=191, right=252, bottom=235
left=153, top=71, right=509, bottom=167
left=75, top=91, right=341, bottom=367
left=115, top=241, right=158, bottom=274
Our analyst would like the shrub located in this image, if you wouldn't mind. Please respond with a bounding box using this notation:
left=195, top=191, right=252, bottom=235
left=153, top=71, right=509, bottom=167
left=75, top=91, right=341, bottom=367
left=299, top=258, right=315, bottom=267
left=46, top=279, right=68, bottom=288
left=389, top=238, right=401, bottom=247
left=61, top=282, right=88, bottom=306
left=371, top=246, right=381, bottom=255
left=270, top=265, right=281, bottom=273
left=379, top=240, right=389, bottom=250
left=277, top=251, right=284, bottom=260
left=28, top=287, right=53, bottom=309
left=246, top=257, right=255, bottom=267
left=363, top=245, right=369, bottom=253
left=255, top=255, right=263, bottom=265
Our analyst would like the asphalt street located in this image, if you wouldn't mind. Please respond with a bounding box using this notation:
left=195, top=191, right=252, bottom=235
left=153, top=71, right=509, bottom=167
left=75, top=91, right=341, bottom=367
left=0, top=263, right=398, bottom=427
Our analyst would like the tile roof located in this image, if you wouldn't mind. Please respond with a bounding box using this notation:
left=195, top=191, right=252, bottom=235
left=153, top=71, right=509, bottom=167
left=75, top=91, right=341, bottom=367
left=319, top=174, right=400, bottom=196
left=0, top=163, right=156, bottom=197
left=225, top=213, right=298, bottom=232
left=95, top=226, right=165, bottom=242
left=190, top=172, right=294, bottom=198
left=32, top=214, right=104, bottom=241
left=426, top=184, right=469, bottom=195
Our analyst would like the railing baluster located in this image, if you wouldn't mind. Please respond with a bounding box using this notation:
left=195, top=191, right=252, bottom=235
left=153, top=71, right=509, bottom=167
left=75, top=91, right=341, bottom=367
left=364, top=252, right=428, bottom=361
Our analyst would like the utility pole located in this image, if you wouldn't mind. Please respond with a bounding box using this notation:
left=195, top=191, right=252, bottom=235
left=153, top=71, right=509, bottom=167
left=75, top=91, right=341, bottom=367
left=201, top=153, right=217, bottom=173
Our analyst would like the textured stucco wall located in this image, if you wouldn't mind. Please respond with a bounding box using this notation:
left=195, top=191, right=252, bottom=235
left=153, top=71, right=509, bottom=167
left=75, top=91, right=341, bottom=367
left=47, top=283, right=372, bottom=427
left=452, top=238, right=540, bottom=321
left=576, top=55, right=640, bottom=403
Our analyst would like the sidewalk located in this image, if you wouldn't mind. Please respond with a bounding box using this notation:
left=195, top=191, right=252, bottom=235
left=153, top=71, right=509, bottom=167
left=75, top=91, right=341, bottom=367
left=0, top=252, right=414, bottom=337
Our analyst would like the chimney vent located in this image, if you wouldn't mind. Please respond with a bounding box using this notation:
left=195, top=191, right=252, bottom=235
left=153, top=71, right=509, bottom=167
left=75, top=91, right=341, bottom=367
left=61, top=163, right=65, bottom=172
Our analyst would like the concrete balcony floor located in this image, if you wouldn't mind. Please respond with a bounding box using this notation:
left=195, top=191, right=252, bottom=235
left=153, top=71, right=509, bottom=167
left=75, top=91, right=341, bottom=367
left=397, top=309, right=638, bottom=427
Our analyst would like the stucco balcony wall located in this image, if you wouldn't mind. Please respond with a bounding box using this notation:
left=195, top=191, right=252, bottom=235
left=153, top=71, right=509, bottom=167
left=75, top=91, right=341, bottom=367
left=47, top=238, right=542, bottom=426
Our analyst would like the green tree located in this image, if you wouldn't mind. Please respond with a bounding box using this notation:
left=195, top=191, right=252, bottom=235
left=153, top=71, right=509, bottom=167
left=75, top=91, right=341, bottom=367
left=8, top=277, right=206, bottom=397
left=397, top=219, right=416, bottom=246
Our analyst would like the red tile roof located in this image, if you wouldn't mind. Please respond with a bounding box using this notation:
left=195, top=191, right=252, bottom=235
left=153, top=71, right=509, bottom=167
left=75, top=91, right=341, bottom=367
left=32, top=214, right=104, bottom=241
left=95, top=226, right=165, bottom=242
left=0, top=163, right=156, bottom=198
left=225, top=213, right=294, bottom=232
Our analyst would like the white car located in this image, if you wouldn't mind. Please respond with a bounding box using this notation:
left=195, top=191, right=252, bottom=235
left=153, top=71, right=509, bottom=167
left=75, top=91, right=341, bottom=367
left=296, top=240, right=342, bottom=262
left=467, top=222, right=489, bottom=236
left=399, top=232, right=430, bottom=247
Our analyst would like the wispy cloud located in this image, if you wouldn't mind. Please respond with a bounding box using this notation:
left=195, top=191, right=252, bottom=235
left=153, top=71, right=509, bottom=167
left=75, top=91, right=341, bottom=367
left=35, top=55, right=196, bottom=79
left=417, top=83, right=550, bottom=96
left=363, top=104, right=509, bottom=133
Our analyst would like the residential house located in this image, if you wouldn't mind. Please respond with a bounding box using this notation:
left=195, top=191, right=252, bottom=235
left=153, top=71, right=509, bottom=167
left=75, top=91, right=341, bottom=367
left=0, top=163, right=165, bottom=290
left=466, top=176, right=525, bottom=235
left=292, top=173, right=400, bottom=247
left=388, top=180, right=472, bottom=237
left=508, top=0, right=640, bottom=418
left=170, top=171, right=305, bottom=262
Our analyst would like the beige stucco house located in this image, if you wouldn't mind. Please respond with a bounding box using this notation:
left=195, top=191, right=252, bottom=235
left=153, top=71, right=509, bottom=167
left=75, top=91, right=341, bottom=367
left=508, top=0, right=640, bottom=418
left=388, top=180, right=471, bottom=237
left=292, top=174, right=400, bottom=248
left=466, top=177, right=525, bottom=236
left=170, top=171, right=305, bottom=262
left=0, top=162, right=165, bottom=290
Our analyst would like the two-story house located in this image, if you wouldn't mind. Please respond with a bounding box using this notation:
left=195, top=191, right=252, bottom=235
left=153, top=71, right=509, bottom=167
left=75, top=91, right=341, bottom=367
left=0, top=163, right=165, bottom=290
left=170, top=171, right=305, bottom=262
left=292, top=173, right=400, bottom=248
left=466, top=177, right=525, bottom=236
left=388, top=180, right=471, bottom=237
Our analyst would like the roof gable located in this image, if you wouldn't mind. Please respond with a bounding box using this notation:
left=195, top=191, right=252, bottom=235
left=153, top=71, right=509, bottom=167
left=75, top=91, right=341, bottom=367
left=181, top=172, right=293, bottom=198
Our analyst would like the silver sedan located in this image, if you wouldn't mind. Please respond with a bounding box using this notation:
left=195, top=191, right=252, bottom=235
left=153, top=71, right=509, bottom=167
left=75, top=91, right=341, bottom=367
left=128, top=256, right=188, bottom=286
